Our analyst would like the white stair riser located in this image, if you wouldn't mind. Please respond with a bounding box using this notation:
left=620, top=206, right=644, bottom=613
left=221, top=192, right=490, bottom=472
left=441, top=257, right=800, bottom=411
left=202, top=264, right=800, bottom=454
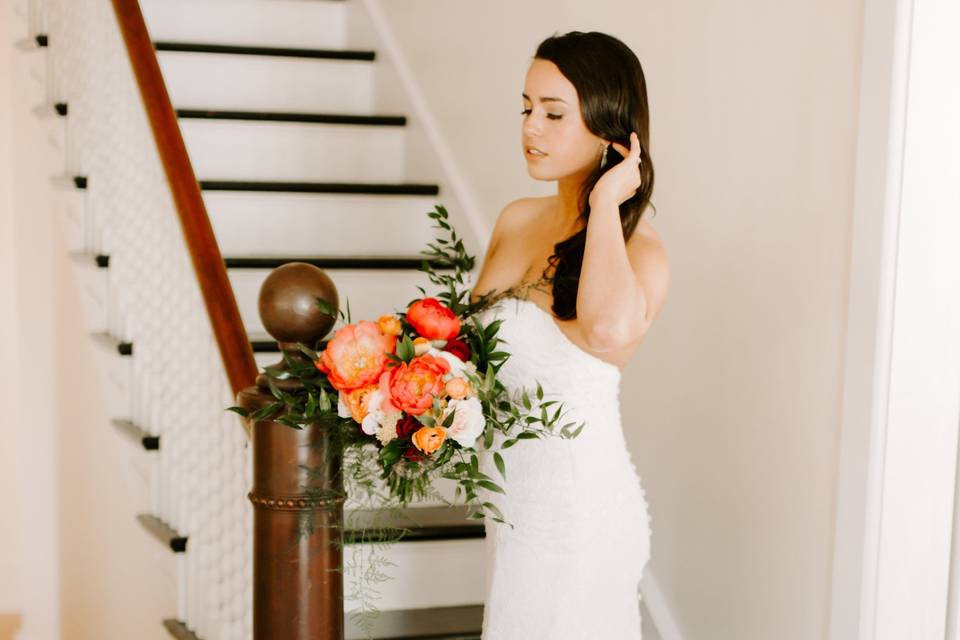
left=180, top=120, right=406, bottom=183
left=231, top=268, right=437, bottom=336
left=343, top=538, right=485, bottom=610
left=114, top=434, right=158, bottom=515
left=57, top=190, right=88, bottom=253
left=92, top=345, right=132, bottom=421
left=207, top=192, right=440, bottom=256
left=71, top=259, right=109, bottom=333
left=141, top=0, right=347, bottom=50
left=159, top=52, right=376, bottom=114
left=11, top=0, right=30, bottom=41
left=18, top=48, right=50, bottom=110
left=32, top=110, right=66, bottom=155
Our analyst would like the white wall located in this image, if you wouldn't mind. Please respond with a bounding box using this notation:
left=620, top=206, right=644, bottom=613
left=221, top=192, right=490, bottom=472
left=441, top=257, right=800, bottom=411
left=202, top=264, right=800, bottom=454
left=377, top=1, right=865, bottom=638
left=1, top=1, right=175, bottom=637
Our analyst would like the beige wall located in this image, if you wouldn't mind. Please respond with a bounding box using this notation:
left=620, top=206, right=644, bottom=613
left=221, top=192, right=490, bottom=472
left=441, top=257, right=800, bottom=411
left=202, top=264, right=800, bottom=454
left=1, top=1, right=174, bottom=637
left=2, top=0, right=865, bottom=637
left=378, top=1, right=864, bottom=638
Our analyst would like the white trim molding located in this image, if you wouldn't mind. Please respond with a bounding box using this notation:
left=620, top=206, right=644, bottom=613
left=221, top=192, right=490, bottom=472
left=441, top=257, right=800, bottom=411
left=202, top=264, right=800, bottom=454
left=830, top=0, right=960, bottom=637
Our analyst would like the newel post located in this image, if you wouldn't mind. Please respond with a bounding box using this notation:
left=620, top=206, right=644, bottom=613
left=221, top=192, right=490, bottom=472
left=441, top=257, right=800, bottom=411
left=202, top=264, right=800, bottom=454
left=236, top=263, right=345, bottom=640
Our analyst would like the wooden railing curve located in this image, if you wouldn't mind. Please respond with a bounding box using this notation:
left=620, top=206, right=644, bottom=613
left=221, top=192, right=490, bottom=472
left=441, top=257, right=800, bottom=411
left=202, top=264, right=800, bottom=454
left=110, top=0, right=259, bottom=403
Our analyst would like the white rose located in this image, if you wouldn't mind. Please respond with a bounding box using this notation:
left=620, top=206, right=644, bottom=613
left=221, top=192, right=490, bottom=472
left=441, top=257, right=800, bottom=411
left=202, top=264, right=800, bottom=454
left=440, top=396, right=485, bottom=448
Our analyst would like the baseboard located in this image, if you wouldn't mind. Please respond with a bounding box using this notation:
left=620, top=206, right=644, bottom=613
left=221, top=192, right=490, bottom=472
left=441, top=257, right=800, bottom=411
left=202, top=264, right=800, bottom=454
left=642, top=567, right=684, bottom=640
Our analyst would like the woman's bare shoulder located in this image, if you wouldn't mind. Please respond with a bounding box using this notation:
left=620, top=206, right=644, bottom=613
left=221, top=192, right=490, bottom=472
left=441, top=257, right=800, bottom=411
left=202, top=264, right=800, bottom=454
left=490, top=196, right=553, bottom=246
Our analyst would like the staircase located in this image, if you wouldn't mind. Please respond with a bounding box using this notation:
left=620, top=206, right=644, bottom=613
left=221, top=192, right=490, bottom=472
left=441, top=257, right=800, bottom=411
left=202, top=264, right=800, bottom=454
left=17, top=0, right=492, bottom=640
left=11, top=0, right=664, bottom=638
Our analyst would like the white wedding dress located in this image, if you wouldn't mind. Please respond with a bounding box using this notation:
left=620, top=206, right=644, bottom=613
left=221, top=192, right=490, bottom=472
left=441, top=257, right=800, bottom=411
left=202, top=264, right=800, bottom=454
left=475, top=295, right=652, bottom=639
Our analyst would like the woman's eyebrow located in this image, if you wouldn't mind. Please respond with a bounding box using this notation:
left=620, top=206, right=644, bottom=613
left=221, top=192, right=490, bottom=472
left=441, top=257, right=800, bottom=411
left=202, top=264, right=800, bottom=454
left=521, top=93, right=568, bottom=104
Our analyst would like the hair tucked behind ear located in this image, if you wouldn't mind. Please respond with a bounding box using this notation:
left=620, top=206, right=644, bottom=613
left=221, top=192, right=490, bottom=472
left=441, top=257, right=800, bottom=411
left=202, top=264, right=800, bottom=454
left=532, top=31, right=656, bottom=320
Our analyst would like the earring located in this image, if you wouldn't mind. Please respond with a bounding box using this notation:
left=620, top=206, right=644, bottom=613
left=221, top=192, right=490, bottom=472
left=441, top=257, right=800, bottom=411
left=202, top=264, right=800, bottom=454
left=600, top=144, right=609, bottom=169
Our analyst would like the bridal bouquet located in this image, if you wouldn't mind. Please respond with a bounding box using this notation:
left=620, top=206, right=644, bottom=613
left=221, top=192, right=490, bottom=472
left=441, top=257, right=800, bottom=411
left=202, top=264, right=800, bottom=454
left=232, top=204, right=586, bottom=528
left=229, top=204, right=586, bottom=636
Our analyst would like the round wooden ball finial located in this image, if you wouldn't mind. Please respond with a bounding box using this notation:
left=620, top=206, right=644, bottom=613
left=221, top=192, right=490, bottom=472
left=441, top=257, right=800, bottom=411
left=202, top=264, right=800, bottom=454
left=256, top=262, right=339, bottom=392
left=258, top=262, right=339, bottom=350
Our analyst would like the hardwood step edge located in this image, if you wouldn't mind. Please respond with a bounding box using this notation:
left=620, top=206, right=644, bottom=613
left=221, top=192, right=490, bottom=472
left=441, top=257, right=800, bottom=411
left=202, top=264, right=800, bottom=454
left=154, top=41, right=375, bottom=61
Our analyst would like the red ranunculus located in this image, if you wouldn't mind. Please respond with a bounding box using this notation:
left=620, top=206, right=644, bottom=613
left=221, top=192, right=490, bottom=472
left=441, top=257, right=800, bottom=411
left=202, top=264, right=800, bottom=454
left=403, top=447, right=425, bottom=462
left=395, top=415, right=422, bottom=440
left=406, top=297, right=461, bottom=341
left=443, top=337, right=471, bottom=362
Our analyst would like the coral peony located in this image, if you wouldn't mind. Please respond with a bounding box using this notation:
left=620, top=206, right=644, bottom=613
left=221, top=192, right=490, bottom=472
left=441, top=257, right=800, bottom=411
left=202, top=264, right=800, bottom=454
left=406, top=297, right=461, bottom=341
left=381, top=353, right=451, bottom=416
left=314, top=320, right=396, bottom=391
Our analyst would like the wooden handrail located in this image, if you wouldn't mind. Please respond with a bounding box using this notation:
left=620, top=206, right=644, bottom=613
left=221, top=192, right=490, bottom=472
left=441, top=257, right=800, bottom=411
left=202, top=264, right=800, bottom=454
left=110, top=0, right=259, bottom=405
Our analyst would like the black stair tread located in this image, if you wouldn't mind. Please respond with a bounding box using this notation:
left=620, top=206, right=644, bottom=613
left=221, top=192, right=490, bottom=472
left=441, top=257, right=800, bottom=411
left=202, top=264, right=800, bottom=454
left=51, top=174, right=87, bottom=190
left=199, top=180, right=439, bottom=196
left=137, top=514, right=188, bottom=553
left=344, top=505, right=485, bottom=543
left=111, top=419, right=160, bottom=451
left=176, top=108, right=406, bottom=127
left=31, top=102, right=68, bottom=117
left=154, top=41, right=375, bottom=61
left=90, top=332, right=133, bottom=356
left=345, top=603, right=483, bottom=640
left=225, top=256, right=455, bottom=270
left=14, top=33, right=47, bottom=50
left=162, top=619, right=200, bottom=640
left=141, top=506, right=481, bottom=556
left=69, top=251, right=109, bottom=268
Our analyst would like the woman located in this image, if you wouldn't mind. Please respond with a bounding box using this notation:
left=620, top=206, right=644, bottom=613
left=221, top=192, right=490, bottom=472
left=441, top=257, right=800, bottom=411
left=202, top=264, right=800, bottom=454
left=469, top=30, right=670, bottom=639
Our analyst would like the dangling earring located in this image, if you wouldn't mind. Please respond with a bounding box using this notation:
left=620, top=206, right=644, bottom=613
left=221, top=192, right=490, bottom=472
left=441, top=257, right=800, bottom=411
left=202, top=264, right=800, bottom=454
left=599, top=143, right=609, bottom=169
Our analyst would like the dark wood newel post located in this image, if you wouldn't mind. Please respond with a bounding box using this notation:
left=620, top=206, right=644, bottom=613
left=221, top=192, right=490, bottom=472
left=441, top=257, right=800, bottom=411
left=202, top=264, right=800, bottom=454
left=236, top=263, right=345, bottom=640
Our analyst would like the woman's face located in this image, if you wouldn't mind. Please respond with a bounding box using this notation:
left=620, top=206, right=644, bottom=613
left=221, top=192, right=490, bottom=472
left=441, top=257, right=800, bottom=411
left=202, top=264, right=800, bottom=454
left=521, top=58, right=604, bottom=181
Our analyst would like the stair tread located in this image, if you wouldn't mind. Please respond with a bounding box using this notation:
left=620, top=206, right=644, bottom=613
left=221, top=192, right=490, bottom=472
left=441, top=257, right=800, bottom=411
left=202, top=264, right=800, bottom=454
left=137, top=514, right=187, bottom=553
left=225, top=256, right=453, bottom=270
left=139, top=505, right=482, bottom=555
left=345, top=505, right=485, bottom=543
left=155, top=41, right=375, bottom=61
left=162, top=619, right=200, bottom=640
left=111, top=419, right=160, bottom=451
left=345, top=603, right=483, bottom=640
left=199, top=180, right=439, bottom=195
left=176, top=108, right=406, bottom=126
left=90, top=332, right=133, bottom=356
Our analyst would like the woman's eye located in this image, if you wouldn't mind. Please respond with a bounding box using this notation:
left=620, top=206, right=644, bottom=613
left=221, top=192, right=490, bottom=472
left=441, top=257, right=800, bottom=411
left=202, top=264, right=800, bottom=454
left=520, top=109, right=562, bottom=120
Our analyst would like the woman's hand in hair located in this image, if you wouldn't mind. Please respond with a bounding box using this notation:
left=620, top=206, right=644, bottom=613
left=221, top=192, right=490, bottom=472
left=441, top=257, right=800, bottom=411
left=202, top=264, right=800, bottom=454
left=588, top=131, right=642, bottom=210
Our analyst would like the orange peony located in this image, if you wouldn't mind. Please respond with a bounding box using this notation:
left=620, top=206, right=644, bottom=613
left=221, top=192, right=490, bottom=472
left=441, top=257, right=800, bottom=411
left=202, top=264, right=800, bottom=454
left=406, top=297, right=461, bottom=341
left=314, top=320, right=396, bottom=391
left=377, top=314, right=402, bottom=337
left=411, top=426, right=447, bottom=454
left=379, top=353, right=451, bottom=416
left=343, top=383, right=378, bottom=423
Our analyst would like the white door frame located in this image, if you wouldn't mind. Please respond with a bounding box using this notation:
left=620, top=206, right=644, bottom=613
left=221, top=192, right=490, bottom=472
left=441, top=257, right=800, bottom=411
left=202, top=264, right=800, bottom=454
left=830, top=0, right=960, bottom=637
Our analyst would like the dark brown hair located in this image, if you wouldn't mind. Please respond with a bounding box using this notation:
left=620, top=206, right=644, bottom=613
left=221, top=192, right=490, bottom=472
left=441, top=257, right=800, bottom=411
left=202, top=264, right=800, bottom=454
left=533, top=31, right=656, bottom=320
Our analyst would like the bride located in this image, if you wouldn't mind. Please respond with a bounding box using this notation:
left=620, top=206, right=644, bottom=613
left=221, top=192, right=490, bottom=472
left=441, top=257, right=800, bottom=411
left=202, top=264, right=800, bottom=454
left=468, top=31, right=670, bottom=639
